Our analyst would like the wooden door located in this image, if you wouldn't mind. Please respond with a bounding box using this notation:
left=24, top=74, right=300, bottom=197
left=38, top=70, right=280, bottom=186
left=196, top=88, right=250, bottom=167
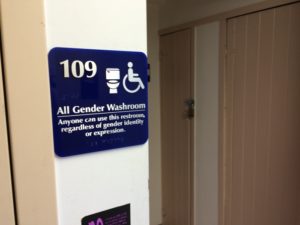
left=223, top=2, right=300, bottom=225
left=160, top=29, right=193, bottom=225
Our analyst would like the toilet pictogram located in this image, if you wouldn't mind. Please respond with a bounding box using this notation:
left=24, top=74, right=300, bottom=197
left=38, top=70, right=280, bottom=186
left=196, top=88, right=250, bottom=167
left=106, top=68, right=120, bottom=94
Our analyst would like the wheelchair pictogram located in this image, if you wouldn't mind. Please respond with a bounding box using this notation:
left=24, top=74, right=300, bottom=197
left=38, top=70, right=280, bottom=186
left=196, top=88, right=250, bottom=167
left=122, top=62, right=145, bottom=94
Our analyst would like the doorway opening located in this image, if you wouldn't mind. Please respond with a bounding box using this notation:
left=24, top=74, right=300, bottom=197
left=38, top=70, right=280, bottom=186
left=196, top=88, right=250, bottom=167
left=147, top=1, right=300, bottom=225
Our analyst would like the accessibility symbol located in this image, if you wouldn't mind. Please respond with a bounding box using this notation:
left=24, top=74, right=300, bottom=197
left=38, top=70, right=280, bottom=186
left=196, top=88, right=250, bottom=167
left=123, top=62, right=145, bottom=94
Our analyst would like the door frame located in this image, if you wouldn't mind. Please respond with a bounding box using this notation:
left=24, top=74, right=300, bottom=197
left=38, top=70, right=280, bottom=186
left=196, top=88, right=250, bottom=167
left=0, top=45, right=15, bottom=225
left=158, top=0, right=300, bottom=225
left=0, top=0, right=58, bottom=224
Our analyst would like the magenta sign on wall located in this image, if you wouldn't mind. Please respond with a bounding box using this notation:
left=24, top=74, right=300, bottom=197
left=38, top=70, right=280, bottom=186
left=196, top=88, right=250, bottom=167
left=82, top=204, right=130, bottom=225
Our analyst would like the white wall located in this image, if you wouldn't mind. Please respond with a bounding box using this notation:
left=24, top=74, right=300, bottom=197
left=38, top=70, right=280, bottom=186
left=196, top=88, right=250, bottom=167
left=147, top=2, right=162, bottom=225
left=194, top=22, right=219, bottom=225
left=44, top=1, right=149, bottom=224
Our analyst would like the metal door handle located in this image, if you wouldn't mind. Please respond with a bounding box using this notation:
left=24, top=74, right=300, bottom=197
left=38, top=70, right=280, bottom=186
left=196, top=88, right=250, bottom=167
left=185, top=99, right=194, bottom=119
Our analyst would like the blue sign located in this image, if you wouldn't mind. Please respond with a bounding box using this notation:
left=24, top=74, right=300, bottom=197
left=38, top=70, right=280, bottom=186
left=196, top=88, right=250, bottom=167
left=48, top=48, right=148, bottom=157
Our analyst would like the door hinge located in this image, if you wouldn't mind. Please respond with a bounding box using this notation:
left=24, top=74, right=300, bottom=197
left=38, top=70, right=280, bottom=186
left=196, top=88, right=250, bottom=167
left=148, top=63, right=151, bottom=83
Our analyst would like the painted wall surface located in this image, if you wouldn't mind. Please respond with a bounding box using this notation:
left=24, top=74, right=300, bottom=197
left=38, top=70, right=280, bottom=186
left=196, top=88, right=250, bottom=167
left=147, top=3, right=163, bottom=225
left=159, top=0, right=268, bottom=29
left=194, top=22, right=219, bottom=225
left=44, top=1, right=149, bottom=224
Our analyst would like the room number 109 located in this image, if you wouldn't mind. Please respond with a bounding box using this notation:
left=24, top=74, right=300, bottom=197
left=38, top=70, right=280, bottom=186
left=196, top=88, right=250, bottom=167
left=60, top=60, right=97, bottom=78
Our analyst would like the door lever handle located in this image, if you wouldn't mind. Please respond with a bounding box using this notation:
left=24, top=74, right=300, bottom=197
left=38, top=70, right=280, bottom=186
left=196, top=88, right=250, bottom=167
left=185, top=99, right=195, bottom=119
